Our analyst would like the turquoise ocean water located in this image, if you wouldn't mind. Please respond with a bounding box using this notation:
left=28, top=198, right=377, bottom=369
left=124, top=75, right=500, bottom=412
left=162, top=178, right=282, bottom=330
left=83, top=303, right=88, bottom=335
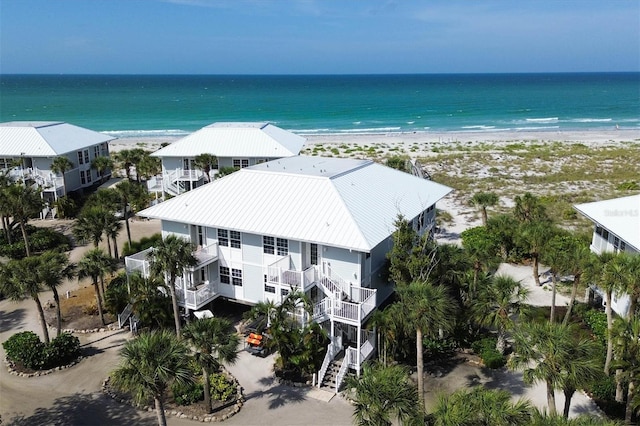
left=0, top=73, right=638, bottom=138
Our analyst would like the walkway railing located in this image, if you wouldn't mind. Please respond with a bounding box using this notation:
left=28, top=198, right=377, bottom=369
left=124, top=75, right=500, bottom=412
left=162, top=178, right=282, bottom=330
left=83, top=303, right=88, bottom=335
left=336, top=347, right=357, bottom=392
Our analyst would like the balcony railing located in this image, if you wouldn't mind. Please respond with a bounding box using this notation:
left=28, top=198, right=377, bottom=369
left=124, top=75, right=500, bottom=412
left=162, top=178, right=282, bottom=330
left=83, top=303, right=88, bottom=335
left=191, top=242, right=219, bottom=269
left=267, top=256, right=316, bottom=293
left=182, top=280, right=219, bottom=310
left=312, top=289, right=377, bottom=325
left=125, top=247, right=154, bottom=278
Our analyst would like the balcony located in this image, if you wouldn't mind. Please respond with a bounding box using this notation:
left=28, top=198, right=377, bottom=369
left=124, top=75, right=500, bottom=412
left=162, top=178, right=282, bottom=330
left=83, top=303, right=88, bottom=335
left=124, top=247, right=154, bottom=278
left=176, top=280, right=220, bottom=310
left=190, top=242, right=219, bottom=269
left=312, top=287, right=376, bottom=326
left=267, top=256, right=316, bottom=293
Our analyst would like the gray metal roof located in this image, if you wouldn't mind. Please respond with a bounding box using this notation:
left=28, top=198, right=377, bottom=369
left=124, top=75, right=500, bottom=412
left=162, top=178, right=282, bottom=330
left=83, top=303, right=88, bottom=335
left=0, top=121, right=114, bottom=157
left=575, top=194, right=640, bottom=251
left=150, top=122, right=306, bottom=158
left=139, top=156, right=452, bottom=251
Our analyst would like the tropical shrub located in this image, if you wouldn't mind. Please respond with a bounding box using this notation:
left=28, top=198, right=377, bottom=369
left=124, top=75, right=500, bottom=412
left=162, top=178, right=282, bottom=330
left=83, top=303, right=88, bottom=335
left=422, top=337, right=457, bottom=360
left=104, top=273, right=130, bottom=315
left=0, top=226, right=70, bottom=259
left=471, top=336, right=506, bottom=369
left=3, top=331, right=81, bottom=370
left=579, top=307, right=608, bottom=343
left=3, top=331, right=45, bottom=369
left=172, top=379, right=204, bottom=406
left=209, top=373, right=235, bottom=402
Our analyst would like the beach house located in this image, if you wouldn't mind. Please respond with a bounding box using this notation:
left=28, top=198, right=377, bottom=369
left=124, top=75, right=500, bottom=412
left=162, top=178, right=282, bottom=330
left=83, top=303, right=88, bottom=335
left=0, top=121, right=114, bottom=217
left=575, top=194, right=640, bottom=317
left=125, top=155, right=452, bottom=390
left=148, top=122, right=306, bottom=197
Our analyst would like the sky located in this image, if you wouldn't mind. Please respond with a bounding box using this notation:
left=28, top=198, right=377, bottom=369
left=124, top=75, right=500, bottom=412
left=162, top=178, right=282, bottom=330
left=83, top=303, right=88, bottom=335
left=1, top=0, right=639, bottom=74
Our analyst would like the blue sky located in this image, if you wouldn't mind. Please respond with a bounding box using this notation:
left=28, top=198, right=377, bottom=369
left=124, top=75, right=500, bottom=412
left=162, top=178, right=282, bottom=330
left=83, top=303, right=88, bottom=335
left=1, top=0, right=638, bottom=74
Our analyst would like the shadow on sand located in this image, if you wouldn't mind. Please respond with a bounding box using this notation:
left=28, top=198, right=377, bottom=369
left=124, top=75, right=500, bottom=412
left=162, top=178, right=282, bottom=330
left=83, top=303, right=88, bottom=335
left=4, top=392, right=155, bottom=426
left=0, top=308, right=27, bottom=331
left=244, top=380, right=307, bottom=410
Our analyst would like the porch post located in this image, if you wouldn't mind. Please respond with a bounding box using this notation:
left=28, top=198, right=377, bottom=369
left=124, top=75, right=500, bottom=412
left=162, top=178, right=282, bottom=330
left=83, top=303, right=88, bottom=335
left=356, top=323, right=362, bottom=376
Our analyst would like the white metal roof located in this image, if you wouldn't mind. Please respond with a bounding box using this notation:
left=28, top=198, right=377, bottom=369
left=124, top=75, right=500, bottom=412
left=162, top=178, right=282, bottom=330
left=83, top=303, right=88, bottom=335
left=0, top=121, right=114, bottom=157
left=139, top=156, right=452, bottom=251
left=575, top=194, right=640, bottom=251
left=150, top=122, right=306, bottom=159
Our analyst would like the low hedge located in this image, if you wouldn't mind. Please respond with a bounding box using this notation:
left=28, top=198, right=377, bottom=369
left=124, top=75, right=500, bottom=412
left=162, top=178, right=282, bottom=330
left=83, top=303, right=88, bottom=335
left=471, top=336, right=507, bottom=369
left=3, top=331, right=81, bottom=371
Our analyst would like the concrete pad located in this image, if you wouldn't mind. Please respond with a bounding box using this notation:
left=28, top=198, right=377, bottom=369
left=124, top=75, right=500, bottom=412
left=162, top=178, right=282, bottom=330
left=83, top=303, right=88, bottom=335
left=306, top=387, right=335, bottom=402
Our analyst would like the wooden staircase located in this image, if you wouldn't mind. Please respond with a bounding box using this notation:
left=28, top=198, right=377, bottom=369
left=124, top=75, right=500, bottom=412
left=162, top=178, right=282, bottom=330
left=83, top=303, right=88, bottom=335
left=319, top=352, right=344, bottom=392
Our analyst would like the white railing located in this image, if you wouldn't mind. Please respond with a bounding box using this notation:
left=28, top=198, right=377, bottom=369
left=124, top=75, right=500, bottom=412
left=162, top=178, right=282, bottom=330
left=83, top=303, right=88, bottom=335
left=317, top=341, right=338, bottom=389
left=313, top=298, right=332, bottom=322
left=183, top=280, right=218, bottom=309
left=359, top=290, right=377, bottom=320
left=267, top=257, right=316, bottom=292
left=191, top=242, right=219, bottom=268
left=124, top=247, right=154, bottom=277
left=350, top=286, right=376, bottom=304
left=323, top=263, right=351, bottom=297
left=118, top=303, right=134, bottom=328
left=336, top=347, right=357, bottom=392
left=360, top=329, right=376, bottom=364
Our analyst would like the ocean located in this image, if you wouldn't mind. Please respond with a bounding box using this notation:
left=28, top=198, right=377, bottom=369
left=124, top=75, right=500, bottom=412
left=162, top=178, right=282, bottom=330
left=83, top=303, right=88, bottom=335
left=0, top=73, right=638, bottom=138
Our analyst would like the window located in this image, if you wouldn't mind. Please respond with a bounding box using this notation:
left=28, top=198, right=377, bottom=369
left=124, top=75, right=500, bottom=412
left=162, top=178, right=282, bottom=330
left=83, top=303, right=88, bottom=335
left=231, top=268, right=242, bottom=286
left=256, top=159, right=268, bottom=164
left=0, top=158, right=10, bottom=169
left=230, top=230, right=241, bottom=249
left=281, top=288, right=289, bottom=297
left=276, top=238, right=288, bottom=256
left=419, top=212, right=425, bottom=229
left=83, top=150, right=89, bottom=164
left=310, top=243, right=318, bottom=265
left=218, top=229, right=229, bottom=247
left=264, top=275, right=275, bottom=293
left=602, top=229, right=610, bottom=241
left=94, top=145, right=100, bottom=158
left=77, top=151, right=84, bottom=165
left=220, top=266, right=230, bottom=284
left=263, top=236, right=275, bottom=255
left=80, top=170, right=86, bottom=185
left=86, top=169, right=92, bottom=183
left=233, top=158, right=249, bottom=169
left=427, top=204, right=435, bottom=213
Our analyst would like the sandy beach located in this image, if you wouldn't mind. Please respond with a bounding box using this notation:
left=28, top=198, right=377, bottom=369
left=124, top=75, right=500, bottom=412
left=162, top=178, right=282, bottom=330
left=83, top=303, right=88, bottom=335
left=108, top=129, right=640, bottom=155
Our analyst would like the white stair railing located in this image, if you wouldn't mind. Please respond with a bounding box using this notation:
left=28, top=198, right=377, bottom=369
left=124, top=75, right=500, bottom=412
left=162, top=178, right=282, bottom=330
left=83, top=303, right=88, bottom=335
left=118, top=303, right=134, bottom=328
left=335, top=347, right=357, bottom=393
left=317, top=342, right=337, bottom=388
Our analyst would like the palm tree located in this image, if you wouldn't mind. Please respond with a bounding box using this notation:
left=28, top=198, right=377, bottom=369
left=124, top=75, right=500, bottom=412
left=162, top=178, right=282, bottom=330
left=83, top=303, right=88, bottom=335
left=110, top=330, right=193, bottom=426
left=344, top=362, right=420, bottom=426
left=471, top=275, right=529, bottom=353
left=73, top=206, right=107, bottom=248
left=183, top=317, right=240, bottom=413
left=0, top=257, right=51, bottom=343
left=460, top=226, right=500, bottom=297
left=432, top=386, right=533, bottom=426
left=91, top=155, right=113, bottom=183
left=194, top=153, right=218, bottom=183
left=469, top=191, right=499, bottom=226
left=621, top=254, right=640, bottom=320
left=77, top=248, right=116, bottom=325
left=148, top=234, right=197, bottom=338
left=104, top=213, right=123, bottom=259
left=612, top=316, right=640, bottom=423
left=586, top=251, right=626, bottom=375
left=114, top=179, right=143, bottom=246
left=5, top=183, right=44, bottom=257
left=396, top=281, right=457, bottom=405
left=50, top=156, right=74, bottom=195
left=509, top=321, right=599, bottom=417
left=519, top=220, right=557, bottom=287
left=513, top=192, right=549, bottom=224
left=136, top=154, right=161, bottom=182
left=39, top=250, right=76, bottom=337
left=115, top=149, right=137, bottom=181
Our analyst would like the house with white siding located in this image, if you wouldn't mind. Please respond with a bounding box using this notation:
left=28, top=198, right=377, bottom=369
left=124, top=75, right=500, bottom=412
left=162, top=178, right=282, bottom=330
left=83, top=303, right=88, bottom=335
left=575, top=194, right=640, bottom=317
left=0, top=121, right=114, bottom=217
left=148, top=122, right=305, bottom=197
left=125, top=155, right=451, bottom=391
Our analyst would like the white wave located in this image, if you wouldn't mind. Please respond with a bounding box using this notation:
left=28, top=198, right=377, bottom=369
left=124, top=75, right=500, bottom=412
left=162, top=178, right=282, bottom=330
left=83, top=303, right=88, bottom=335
left=352, top=121, right=362, bottom=125
left=290, top=128, right=332, bottom=134
left=569, top=118, right=613, bottom=123
left=407, top=121, right=415, bottom=125
left=338, top=127, right=402, bottom=133
left=103, top=129, right=189, bottom=138
left=461, top=125, right=496, bottom=130
left=525, top=117, right=559, bottom=123
left=515, top=126, right=560, bottom=131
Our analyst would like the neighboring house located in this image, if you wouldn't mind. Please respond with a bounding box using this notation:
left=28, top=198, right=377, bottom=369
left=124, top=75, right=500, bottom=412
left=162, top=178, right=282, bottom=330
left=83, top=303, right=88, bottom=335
left=148, top=122, right=306, bottom=197
left=575, top=194, right=640, bottom=317
left=125, top=155, right=452, bottom=391
left=0, top=121, right=114, bottom=217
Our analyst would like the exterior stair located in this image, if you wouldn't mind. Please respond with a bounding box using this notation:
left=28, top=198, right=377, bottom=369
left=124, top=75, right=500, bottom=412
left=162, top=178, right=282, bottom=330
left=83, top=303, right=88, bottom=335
left=319, top=352, right=344, bottom=392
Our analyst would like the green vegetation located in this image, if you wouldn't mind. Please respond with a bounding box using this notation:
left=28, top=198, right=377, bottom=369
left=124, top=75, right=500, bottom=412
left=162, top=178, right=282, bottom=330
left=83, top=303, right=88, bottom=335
left=3, top=331, right=81, bottom=371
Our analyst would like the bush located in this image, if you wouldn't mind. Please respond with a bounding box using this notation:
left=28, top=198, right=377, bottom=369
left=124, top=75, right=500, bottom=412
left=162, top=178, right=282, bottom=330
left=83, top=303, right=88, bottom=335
left=2, top=331, right=80, bottom=370
left=471, top=336, right=506, bottom=369
left=210, top=373, right=235, bottom=402
left=172, top=379, right=203, bottom=406
left=589, top=373, right=616, bottom=401
left=0, top=226, right=70, bottom=259
left=423, top=337, right=457, bottom=360
left=3, top=331, right=46, bottom=370
left=43, top=333, right=81, bottom=368
left=104, top=273, right=130, bottom=315
left=579, top=307, right=607, bottom=343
